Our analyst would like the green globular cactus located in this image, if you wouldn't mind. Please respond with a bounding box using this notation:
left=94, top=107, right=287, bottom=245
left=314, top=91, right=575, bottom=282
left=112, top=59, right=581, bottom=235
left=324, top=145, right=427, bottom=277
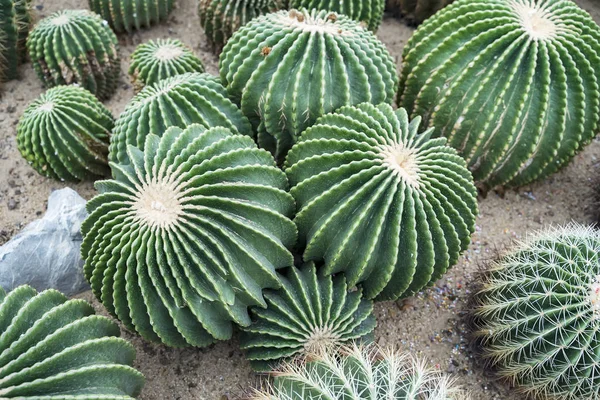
left=285, top=103, right=478, bottom=301
left=289, top=0, right=385, bottom=31
left=110, top=72, right=253, bottom=164
left=0, top=0, right=33, bottom=80
left=386, top=0, right=454, bottom=25
left=128, top=39, right=205, bottom=90
left=81, top=124, right=297, bottom=347
left=27, top=10, right=120, bottom=100
left=88, top=0, right=173, bottom=33
left=220, top=9, right=398, bottom=163
left=473, top=224, right=600, bottom=400
left=240, top=263, right=376, bottom=371
left=16, top=85, right=113, bottom=181
left=0, top=285, right=144, bottom=399
left=398, top=0, right=600, bottom=191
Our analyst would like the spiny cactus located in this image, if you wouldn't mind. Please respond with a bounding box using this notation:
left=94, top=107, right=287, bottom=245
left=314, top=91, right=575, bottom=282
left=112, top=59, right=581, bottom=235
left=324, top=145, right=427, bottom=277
left=241, top=263, right=376, bottom=371
left=220, top=9, right=398, bottom=162
left=16, top=85, right=113, bottom=181
left=386, top=0, right=454, bottom=25
left=285, top=103, right=478, bottom=301
left=0, top=0, right=32, bottom=80
left=27, top=10, right=120, bottom=100
left=110, top=72, right=252, bottom=164
left=128, top=39, right=205, bottom=90
left=289, top=0, right=385, bottom=30
left=82, top=124, right=297, bottom=347
left=88, top=0, right=173, bottom=33
left=398, top=0, right=600, bottom=190
left=0, top=285, right=144, bottom=399
left=473, top=224, right=600, bottom=400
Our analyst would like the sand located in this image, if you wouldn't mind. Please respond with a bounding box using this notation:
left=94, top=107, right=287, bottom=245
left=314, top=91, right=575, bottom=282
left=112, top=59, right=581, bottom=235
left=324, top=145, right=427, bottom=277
left=1, top=0, right=600, bottom=399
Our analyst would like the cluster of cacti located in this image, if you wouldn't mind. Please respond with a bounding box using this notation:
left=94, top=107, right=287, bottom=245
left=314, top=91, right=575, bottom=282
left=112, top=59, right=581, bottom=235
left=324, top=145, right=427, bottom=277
left=0, top=285, right=144, bottom=399
left=241, top=263, right=376, bottom=370
left=88, top=0, right=173, bottom=32
left=27, top=10, right=120, bottom=99
left=16, top=85, right=113, bottom=181
left=386, top=0, right=454, bottom=24
left=220, top=8, right=398, bottom=162
left=289, top=0, right=386, bottom=30
left=0, top=0, right=32, bottom=81
left=398, top=0, right=600, bottom=190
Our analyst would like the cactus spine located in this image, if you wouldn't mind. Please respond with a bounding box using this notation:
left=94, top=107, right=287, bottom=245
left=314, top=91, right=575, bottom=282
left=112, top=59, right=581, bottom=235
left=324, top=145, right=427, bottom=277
left=0, top=0, right=32, bottom=80
left=88, top=0, right=174, bottom=33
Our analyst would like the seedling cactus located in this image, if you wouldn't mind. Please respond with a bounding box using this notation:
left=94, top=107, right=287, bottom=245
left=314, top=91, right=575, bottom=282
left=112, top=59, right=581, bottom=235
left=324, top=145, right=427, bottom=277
left=289, top=0, right=386, bottom=30
left=0, top=0, right=32, bottom=80
left=88, top=0, right=173, bottom=32
left=386, top=0, right=454, bottom=24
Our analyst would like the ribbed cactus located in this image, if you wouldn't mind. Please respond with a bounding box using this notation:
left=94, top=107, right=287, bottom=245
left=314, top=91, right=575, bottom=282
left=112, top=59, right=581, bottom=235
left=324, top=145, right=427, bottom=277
left=241, top=263, right=376, bottom=371
left=289, top=0, right=385, bottom=30
left=27, top=10, right=120, bottom=100
left=398, top=0, right=600, bottom=190
left=220, top=9, right=398, bottom=162
left=16, top=85, right=113, bottom=181
left=88, top=0, right=173, bottom=33
left=129, top=39, right=204, bottom=90
left=0, top=285, right=144, bottom=399
left=473, top=224, right=600, bottom=400
left=386, top=0, right=454, bottom=24
left=285, top=103, right=478, bottom=301
left=0, top=0, right=32, bottom=80
left=82, top=124, right=297, bottom=347
left=110, top=72, right=252, bottom=164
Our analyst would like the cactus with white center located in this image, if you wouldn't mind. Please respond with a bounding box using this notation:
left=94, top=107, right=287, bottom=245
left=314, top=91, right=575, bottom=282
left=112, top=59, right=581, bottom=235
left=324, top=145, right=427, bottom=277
left=88, top=0, right=173, bottom=33
left=0, top=0, right=33, bottom=81
left=289, top=0, right=386, bottom=30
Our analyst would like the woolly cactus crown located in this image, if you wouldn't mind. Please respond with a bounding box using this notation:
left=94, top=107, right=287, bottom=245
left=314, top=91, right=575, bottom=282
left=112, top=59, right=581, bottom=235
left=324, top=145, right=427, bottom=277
left=0, top=0, right=32, bottom=80
left=288, top=0, right=386, bottom=30
left=89, top=0, right=174, bottom=32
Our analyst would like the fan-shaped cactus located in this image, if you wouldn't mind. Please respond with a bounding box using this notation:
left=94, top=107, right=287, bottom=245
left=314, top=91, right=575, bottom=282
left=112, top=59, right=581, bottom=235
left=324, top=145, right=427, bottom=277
left=88, top=0, right=173, bottom=33
left=285, top=103, right=478, bottom=301
left=27, top=10, right=120, bottom=100
left=398, top=0, right=600, bottom=190
left=0, top=0, right=32, bottom=80
left=110, top=72, right=252, bottom=164
left=82, top=124, right=297, bottom=347
left=473, top=224, right=600, bottom=400
left=289, top=0, right=385, bottom=31
left=16, top=85, right=113, bottom=181
left=241, top=263, right=376, bottom=371
left=220, top=9, right=398, bottom=162
left=128, top=39, right=204, bottom=90
left=386, top=0, right=454, bottom=25
left=0, top=285, right=144, bottom=399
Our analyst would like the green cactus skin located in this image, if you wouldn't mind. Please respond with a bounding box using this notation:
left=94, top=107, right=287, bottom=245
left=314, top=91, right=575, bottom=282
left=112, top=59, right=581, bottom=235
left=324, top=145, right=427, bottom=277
left=88, top=0, right=173, bottom=33
left=285, top=103, right=478, bottom=301
left=0, top=285, right=144, bottom=399
left=81, top=124, right=297, bottom=348
left=473, top=224, right=600, bottom=400
left=128, top=39, right=205, bottom=90
left=220, top=9, right=398, bottom=163
left=0, top=0, right=32, bottom=81
left=398, top=0, right=600, bottom=191
left=386, top=0, right=454, bottom=25
left=289, top=0, right=385, bottom=31
left=110, top=72, right=253, bottom=165
left=240, top=263, right=376, bottom=371
left=27, top=10, right=120, bottom=100
left=16, top=85, right=113, bottom=182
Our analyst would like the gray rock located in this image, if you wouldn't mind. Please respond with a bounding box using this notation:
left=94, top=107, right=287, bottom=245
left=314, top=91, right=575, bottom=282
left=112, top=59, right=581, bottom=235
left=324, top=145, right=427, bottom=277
left=0, top=188, right=90, bottom=295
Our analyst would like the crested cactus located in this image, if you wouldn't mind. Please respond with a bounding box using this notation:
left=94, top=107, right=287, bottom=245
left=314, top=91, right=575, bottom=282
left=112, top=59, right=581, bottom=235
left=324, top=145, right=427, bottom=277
left=220, top=9, right=398, bottom=162
left=16, top=85, right=113, bottom=181
left=241, top=263, right=376, bottom=371
left=27, top=10, right=120, bottom=100
left=81, top=124, right=297, bottom=347
left=110, top=72, right=252, bottom=164
left=473, top=224, right=600, bottom=400
left=0, top=0, right=33, bottom=80
left=386, top=0, right=454, bottom=25
left=88, top=0, right=173, bottom=33
left=285, top=103, right=478, bottom=301
left=0, top=285, right=144, bottom=399
left=398, top=0, right=600, bottom=190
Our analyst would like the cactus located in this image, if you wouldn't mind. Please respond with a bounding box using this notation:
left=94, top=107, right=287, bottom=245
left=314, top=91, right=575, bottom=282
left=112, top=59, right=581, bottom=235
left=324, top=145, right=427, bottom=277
left=0, top=285, right=144, bottom=399
left=88, top=0, right=173, bottom=33
left=240, top=263, right=376, bottom=371
left=128, top=39, right=205, bottom=90
left=16, top=85, right=113, bottom=181
left=27, top=10, right=120, bottom=100
left=110, top=72, right=253, bottom=164
left=285, top=103, right=478, bottom=301
left=398, top=0, right=600, bottom=190
left=289, top=0, right=385, bottom=31
left=472, top=224, right=600, bottom=400
left=220, top=9, right=398, bottom=162
left=0, top=0, right=33, bottom=80
left=81, top=124, right=297, bottom=347
left=386, top=0, right=454, bottom=25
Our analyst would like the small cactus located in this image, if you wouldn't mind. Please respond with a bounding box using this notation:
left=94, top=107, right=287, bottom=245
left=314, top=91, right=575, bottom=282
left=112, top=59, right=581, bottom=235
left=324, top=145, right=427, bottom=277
left=386, top=0, right=454, bottom=25
left=473, top=224, right=600, bottom=400
left=0, top=285, right=144, bottom=399
left=27, top=10, right=120, bottom=100
left=220, top=9, right=398, bottom=162
left=0, top=0, right=33, bottom=81
left=88, top=0, right=173, bottom=33
left=289, top=0, right=386, bottom=30
left=241, top=263, right=376, bottom=371
left=128, top=39, right=205, bottom=90
left=16, top=85, right=113, bottom=181
left=398, top=0, right=600, bottom=190
left=285, top=103, right=478, bottom=301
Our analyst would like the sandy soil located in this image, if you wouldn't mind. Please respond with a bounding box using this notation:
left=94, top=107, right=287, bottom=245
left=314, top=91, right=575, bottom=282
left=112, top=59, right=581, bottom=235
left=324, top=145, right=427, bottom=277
left=1, top=0, right=600, bottom=399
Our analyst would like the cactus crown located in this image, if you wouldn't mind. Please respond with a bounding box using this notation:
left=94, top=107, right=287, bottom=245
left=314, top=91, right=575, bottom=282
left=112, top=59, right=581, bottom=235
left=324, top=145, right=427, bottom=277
left=288, top=0, right=386, bottom=30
